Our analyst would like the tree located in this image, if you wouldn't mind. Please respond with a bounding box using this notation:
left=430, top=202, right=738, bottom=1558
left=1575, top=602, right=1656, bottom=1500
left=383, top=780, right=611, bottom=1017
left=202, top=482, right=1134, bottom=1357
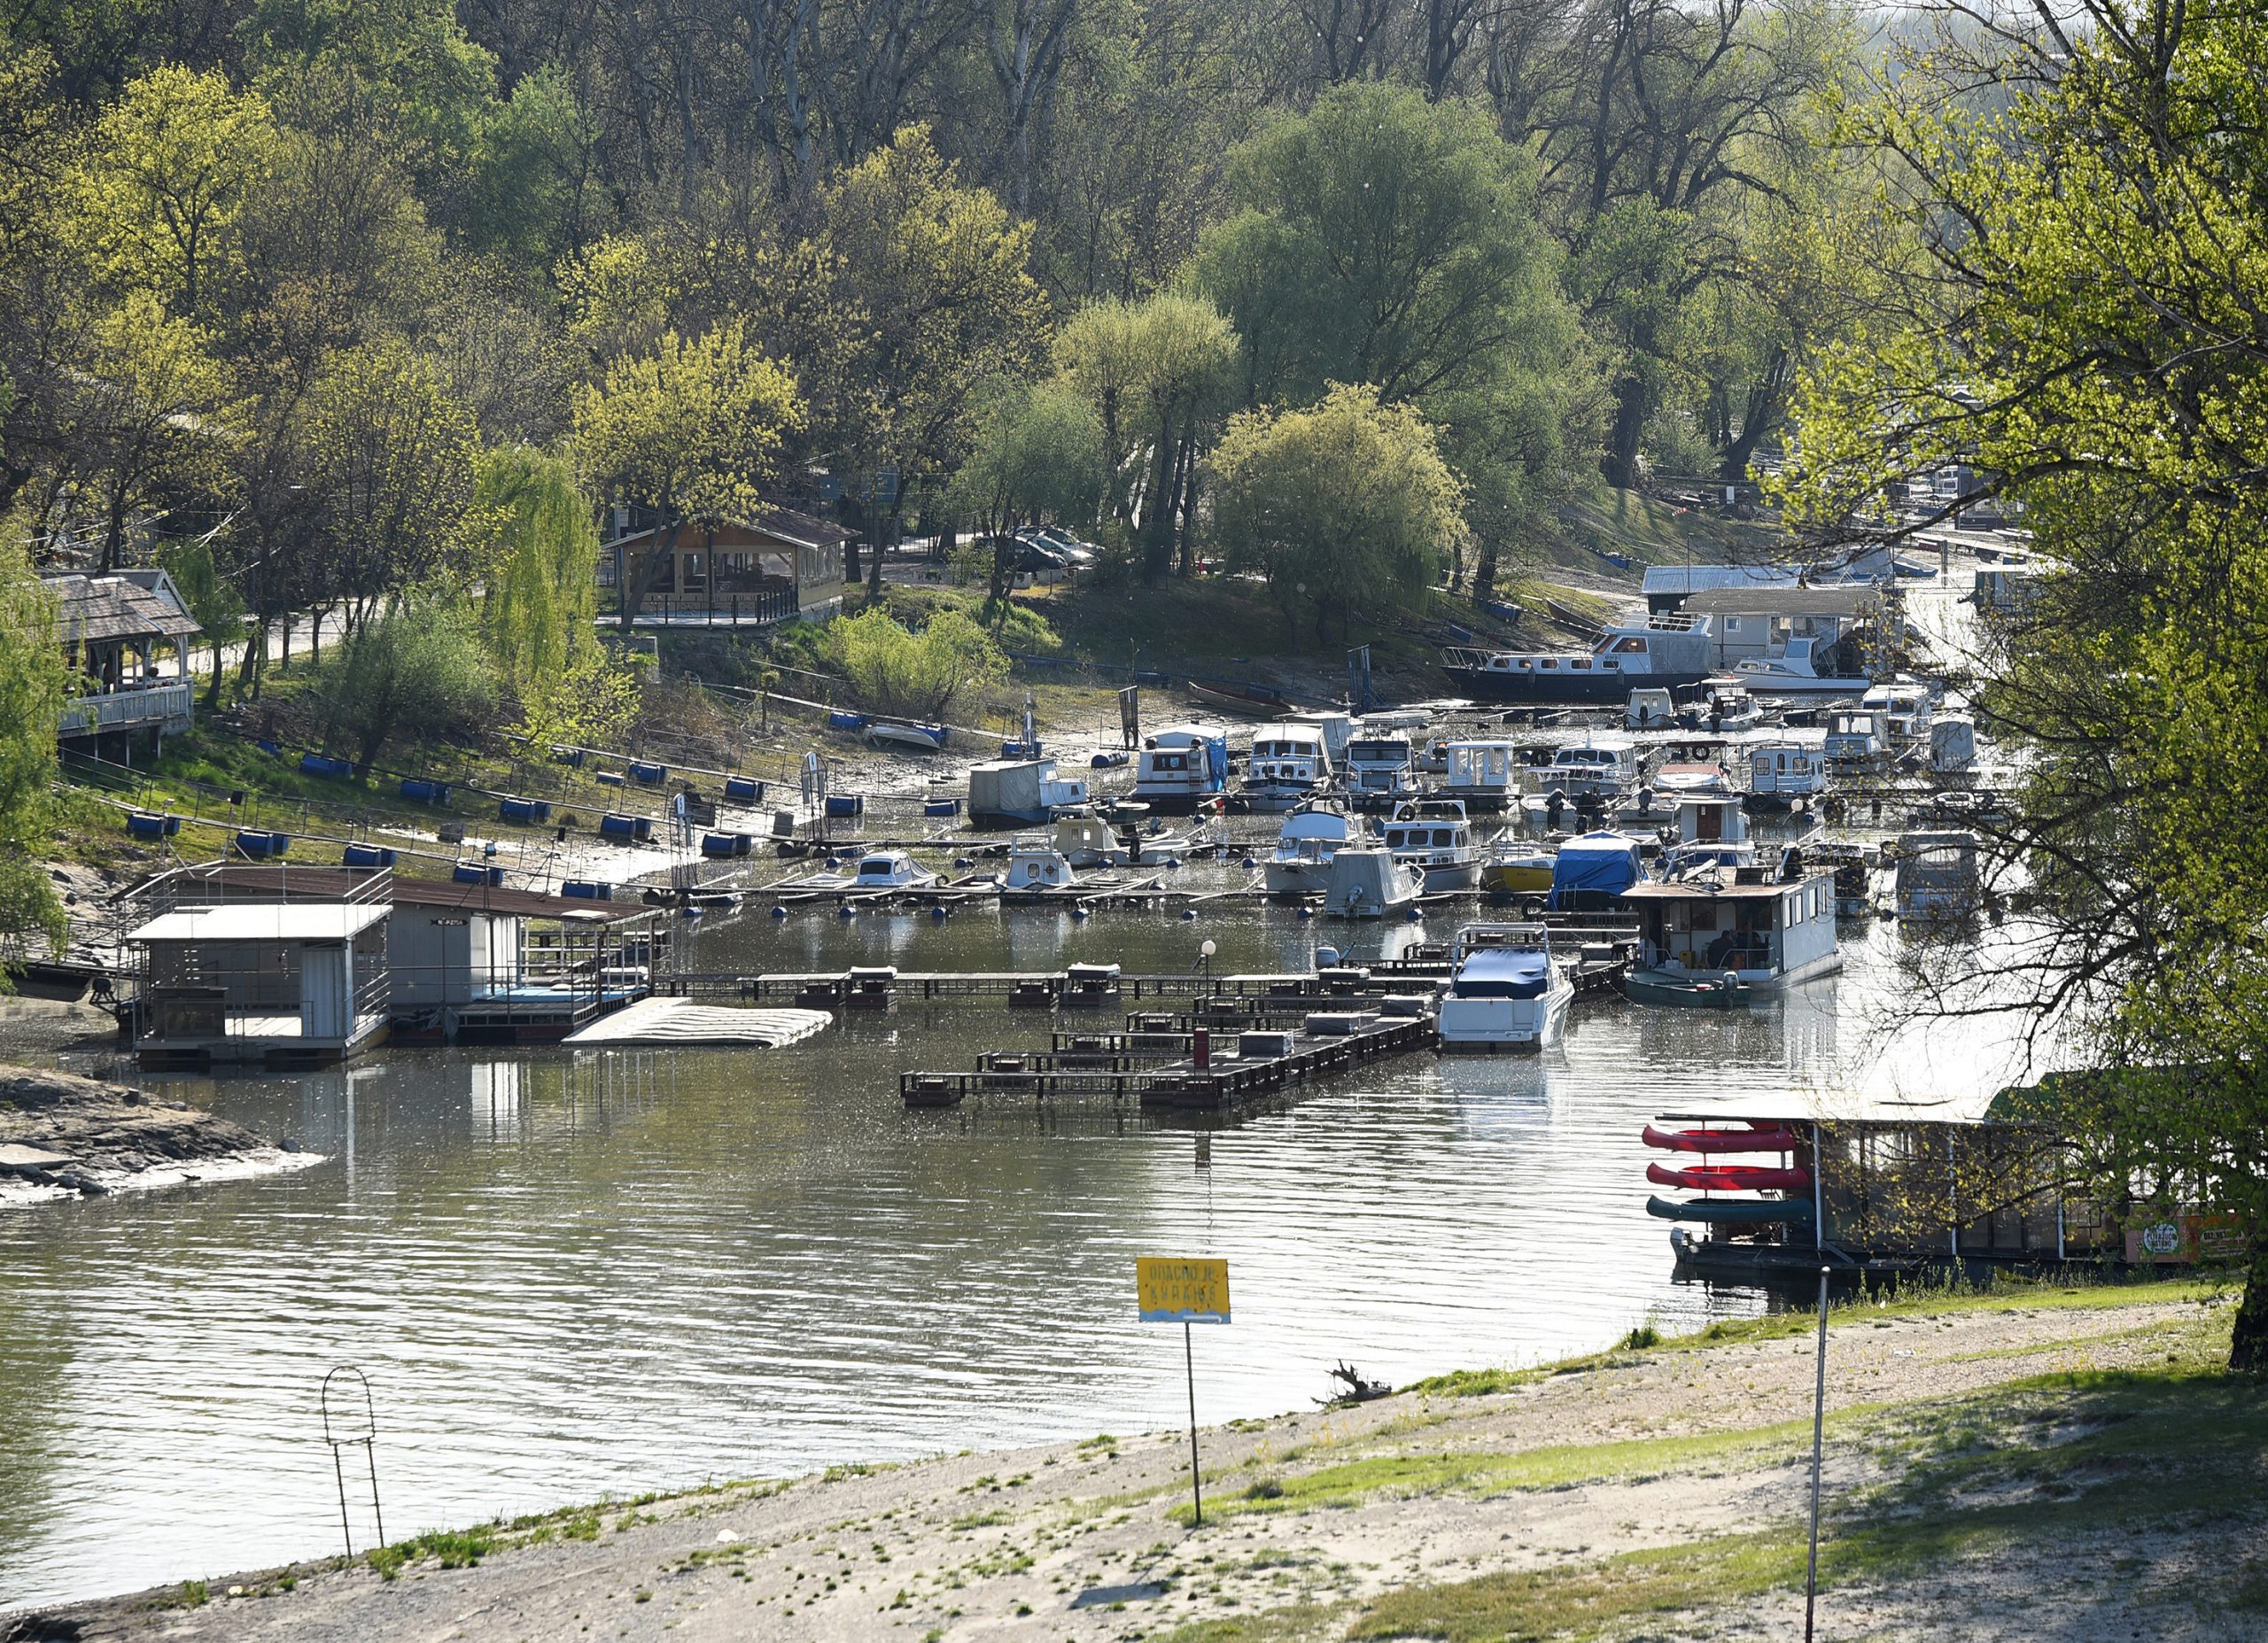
left=820, top=128, right=1050, bottom=588
left=59, top=290, right=238, bottom=573
left=70, top=66, right=277, bottom=320
left=1208, top=384, right=1465, bottom=644
left=1185, top=81, right=1582, bottom=585
left=1053, top=293, right=1239, bottom=581
left=1775, top=2, right=2268, bottom=1369
left=571, top=322, right=804, bottom=628
left=159, top=537, right=247, bottom=709
left=303, top=338, right=479, bottom=623
left=817, top=604, right=1007, bottom=718
left=318, top=597, right=497, bottom=772
left=944, top=380, right=1107, bottom=608
left=0, top=538, right=68, bottom=971
left=470, top=446, right=600, bottom=690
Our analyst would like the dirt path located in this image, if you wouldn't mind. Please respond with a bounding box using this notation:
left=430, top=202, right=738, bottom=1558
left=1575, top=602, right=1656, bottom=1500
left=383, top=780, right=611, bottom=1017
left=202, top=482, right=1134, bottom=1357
left=13, top=1285, right=2250, bottom=1643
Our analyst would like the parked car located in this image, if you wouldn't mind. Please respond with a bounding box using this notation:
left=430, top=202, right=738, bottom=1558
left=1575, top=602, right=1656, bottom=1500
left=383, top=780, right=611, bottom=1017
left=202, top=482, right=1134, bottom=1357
left=1016, top=527, right=1097, bottom=568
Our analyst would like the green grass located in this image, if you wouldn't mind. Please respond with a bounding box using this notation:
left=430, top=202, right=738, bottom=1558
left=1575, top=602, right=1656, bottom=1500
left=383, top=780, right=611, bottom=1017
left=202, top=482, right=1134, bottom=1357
left=1153, top=1603, right=1344, bottom=1643
left=1166, top=1421, right=1824, bottom=1527
left=366, top=1526, right=498, bottom=1581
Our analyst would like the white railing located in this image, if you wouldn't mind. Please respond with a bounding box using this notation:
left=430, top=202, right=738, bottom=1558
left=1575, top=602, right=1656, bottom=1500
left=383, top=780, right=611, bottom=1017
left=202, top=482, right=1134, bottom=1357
left=58, top=681, right=195, bottom=738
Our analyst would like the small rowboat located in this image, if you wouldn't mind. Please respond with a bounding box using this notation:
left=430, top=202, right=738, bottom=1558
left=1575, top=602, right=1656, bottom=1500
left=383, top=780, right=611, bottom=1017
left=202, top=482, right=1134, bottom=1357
left=1646, top=1162, right=1812, bottom=1192
left=1641, top=1123, right=1800, bottom=1154
left=1645, top=1194, right=1814, bottom=1224
left=866, top=721, right=949, bottom=753
left=1185, top=678, right=1286, bottom=717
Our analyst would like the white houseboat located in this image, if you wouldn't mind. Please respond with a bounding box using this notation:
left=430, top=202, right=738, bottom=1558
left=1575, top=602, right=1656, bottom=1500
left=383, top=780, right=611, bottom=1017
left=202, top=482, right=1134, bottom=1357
left=1893, top=830, right=1982, bottom=921
left=1381, top=799, right=1480, bottom=893
left=1437, top=923, right=1573, bottom=1052
left=1000, top=839, right=1081, bottom=899
left=1133, top=724, right=1229, bottom=813
left=1623, top=864, right=1842, bottom=1004
left=1542, top=739, right=1642, bottom=801
left=1746, top=740, right=1829, bottom=805
left=1860, top=682, right=1934, bottom=748
left=1823, top=709, right=1887, bottom=764
left=1441, top=613, right=1716, bottom=702
left=1440, top=741, right=1521, bottom=809
left=1343, top=728, right=1419, bottom=806
left=1262, top=800, right=1353, bottom=896
left=1243, top=722, right=1334, bottom=807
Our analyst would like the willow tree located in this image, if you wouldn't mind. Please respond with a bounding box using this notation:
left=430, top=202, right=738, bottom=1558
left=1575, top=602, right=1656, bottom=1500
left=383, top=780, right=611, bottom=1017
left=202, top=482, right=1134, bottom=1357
left=472, top=446, right=599, bottom=688
left=0, top=539, right=67, bottom=971
left=1775, top=3, right=2268, bottom=1369
left=1208, top=384, right=1465, bottom=645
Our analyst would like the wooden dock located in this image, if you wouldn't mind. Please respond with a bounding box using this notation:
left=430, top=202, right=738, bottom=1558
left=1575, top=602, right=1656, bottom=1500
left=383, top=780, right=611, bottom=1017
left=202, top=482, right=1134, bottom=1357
left=901, top=1010, right=1437, bottom=1112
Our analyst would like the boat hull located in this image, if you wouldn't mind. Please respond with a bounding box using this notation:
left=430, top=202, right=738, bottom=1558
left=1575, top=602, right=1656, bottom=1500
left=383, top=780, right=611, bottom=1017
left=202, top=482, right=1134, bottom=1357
left=1412, top=858, right=1481, bottom=894
left=1437, top=981, right=1572, bottom=1051
left=1645, top=1194, right=1814, bottom=1225
left=1262, top=861, right=1333, bottom=896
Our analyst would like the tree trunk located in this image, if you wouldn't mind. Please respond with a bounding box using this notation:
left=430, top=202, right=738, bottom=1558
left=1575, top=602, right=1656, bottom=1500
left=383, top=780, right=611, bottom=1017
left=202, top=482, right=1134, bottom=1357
left=2233, top=1235, right=2268, bottom=1373
left=1140, top=423, right=1177, bottom=583
left=1601, top=373, right=1650, bottom=489
left=1473, top=544, right=1498, bottom=601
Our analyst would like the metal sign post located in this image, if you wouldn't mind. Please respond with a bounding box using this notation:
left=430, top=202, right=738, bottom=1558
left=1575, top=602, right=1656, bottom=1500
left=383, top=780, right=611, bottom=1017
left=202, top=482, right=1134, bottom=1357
left=1138, top=1257, right=1231, bottom=1527
left=1118, top=686, right=1141, bottom=750
left=1804, top=1264, right=1829, bottom=1641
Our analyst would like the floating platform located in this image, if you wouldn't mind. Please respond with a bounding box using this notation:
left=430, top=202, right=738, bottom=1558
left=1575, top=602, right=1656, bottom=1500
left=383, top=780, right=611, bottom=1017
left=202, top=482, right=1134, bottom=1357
left=563, top=996, right=833, bottom=1047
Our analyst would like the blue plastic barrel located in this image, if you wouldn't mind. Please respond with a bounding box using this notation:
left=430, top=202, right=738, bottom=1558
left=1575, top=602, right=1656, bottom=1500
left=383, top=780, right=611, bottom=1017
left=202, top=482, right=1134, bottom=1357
left=724, top=776, right=763, bottom=802
left=126, top=812, right=179, bottom=839
left=299, top=754, right=353, bottom=780
left=342, top=843, right=396, bottom=868
left=236, top=830, right=290, bottom=859
left=499, top=797, right=551, bottom=825
left=399, top=778, right=450, bottom=804
left=825, top=794, right=865, bottom=818
left=598, top=813, right=651, bottom=842
left=627, top=761, right=667, bottom=785
left=827, top=710, right=870, bottom=732
left=700, top=832, right=749, bottom=859
left=562, top=880, right=613, bottom=901
left=552, top=746, right=586, bottom=768
left=453, top=863, right=505, bottom=886
left=924, top=798, right=962, bottom=818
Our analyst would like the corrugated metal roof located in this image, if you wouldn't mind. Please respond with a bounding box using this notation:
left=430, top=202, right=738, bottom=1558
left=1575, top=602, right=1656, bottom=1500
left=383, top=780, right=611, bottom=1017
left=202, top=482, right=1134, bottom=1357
left=151, top=865, right=639, bottom=922
left=129, top=903, right=390, bottom=943
left=1682, top=588, right=1885, bottom=618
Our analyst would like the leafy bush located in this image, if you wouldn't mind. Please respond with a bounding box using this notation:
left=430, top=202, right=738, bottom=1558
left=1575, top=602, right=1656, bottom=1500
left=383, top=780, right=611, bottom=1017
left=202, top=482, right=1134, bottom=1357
left=817, top=605, right=1006, bottom=718
left=318, top=599, right=498, bottom=771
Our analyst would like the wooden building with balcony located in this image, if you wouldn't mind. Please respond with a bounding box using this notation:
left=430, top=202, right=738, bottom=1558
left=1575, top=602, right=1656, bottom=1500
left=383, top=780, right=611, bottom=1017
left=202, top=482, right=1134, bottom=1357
left=601, top=508, right=852, bottom=626
left=44, top=570, right=203, bottom=754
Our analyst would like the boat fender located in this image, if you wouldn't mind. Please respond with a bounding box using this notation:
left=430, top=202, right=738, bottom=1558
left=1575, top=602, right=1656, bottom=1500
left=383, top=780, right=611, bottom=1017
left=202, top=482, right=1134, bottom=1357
left=838, top=905, right=856, bottom=918
left=772, top=905, right=788, bottom=918
left=1241, top=856, right=1257, bottom=869
left=1166, top=856, right=1182, bottom=869
left=1407, top=907, right=1424, bottom=921
left=930, top=906, right=948, bottom=922
left=1721, top=971, right=1740, bottom=990
left=1181, top=908, right=1198, bottom=920
left=826, top=856, right=842, bottom=869
left=1297, top=906, right=1313, bottom=920
left=1071, top=906, right=1091, bottom=919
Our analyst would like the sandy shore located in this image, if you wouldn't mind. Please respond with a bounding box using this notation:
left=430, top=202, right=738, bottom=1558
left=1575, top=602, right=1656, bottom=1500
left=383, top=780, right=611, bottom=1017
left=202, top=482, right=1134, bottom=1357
left=0, top=1061, right=321, bottom=1208
left=12, top=1281, right=2255, bottom=1642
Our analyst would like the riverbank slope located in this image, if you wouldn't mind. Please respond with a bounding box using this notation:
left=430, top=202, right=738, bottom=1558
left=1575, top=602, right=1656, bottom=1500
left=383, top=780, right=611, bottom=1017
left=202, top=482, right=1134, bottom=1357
left=0, top=1062, right=315, bottom=1205
left=12, top=1278, right=2257, bottom=1642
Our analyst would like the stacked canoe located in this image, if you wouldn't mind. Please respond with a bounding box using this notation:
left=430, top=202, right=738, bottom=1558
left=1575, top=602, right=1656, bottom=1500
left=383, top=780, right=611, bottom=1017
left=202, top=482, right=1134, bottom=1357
left=1642, top=1122, right=1814, bottom=1225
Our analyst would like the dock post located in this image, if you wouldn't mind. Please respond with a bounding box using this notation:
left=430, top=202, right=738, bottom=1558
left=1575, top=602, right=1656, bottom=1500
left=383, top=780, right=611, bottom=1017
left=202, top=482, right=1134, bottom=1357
left=1184, top=1320, right=1203, bottom=1527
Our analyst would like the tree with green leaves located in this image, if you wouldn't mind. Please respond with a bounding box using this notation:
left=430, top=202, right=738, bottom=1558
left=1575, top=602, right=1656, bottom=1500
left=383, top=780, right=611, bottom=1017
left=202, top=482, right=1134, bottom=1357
left=1185, top=81, right=1581, bottom=591
left=817, top=603, right=1007, bottom=719
left=1053, top=293, right=1239, bottom=581
left=944, top=380, right=1106, bottom=609
left=318, top=595, right=497, bottom=773
left=1208, top=383, right=1465, bottom=645
left=572, top=321, right=804, bottom=629
left=470, top=446, right=600, bottom=690
left=159, top=537, right=246, bottom=709
left=0, top=538, right=67, bottom=971
left=1775, top=1, right=2268, bottom=1370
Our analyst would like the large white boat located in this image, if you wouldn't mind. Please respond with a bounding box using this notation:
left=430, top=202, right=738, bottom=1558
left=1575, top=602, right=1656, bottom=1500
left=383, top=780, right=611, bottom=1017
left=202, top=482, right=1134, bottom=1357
left=1323, top=846, right=1424, bottom=918
left=1262, top=800, right=1353, bottom=896
left=1860, top=682, right=1934, bottom=748
left=1442, top=613, right=1716, bottom=702
left=1052, top=815, right=1209, bottom=867
left=1133, top=724, right=1229, bottom=813
left=1731, top=635, right=1873, bottom=695
left=1381, top=799, right=1480, bottom=893
left=1745, top=740, right=1828, bottom=804
left=1437, top=922, right=1574, bottom=1052
left=1621, top=863, right=1842, bottom=1004
left=1243, top=723, right=1334, bottom=808
left=999, top=838, right=1081, bottom=899
left=1343, top=729, right=1419, bottom=806
left=1542, top=739, right=1641, bottom=801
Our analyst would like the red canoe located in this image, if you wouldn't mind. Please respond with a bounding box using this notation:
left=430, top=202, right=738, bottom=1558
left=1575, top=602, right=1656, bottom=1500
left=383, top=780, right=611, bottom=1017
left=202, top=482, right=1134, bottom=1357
left=1641, top=1123, right=1801, bottom=1154
left=1646, top=1162, right=1813, bottom=1192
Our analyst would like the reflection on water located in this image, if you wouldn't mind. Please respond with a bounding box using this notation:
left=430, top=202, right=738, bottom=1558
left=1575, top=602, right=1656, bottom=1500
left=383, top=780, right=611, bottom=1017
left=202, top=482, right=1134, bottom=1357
left=0, top=903, right=2037, bottom=1607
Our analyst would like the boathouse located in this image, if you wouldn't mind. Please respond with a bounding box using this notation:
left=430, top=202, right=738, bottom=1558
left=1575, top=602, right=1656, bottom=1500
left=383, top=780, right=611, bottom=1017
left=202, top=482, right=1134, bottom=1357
left=129, top=902, right=392, bottom=1067
left=139, top=865, right=660, bottom=1043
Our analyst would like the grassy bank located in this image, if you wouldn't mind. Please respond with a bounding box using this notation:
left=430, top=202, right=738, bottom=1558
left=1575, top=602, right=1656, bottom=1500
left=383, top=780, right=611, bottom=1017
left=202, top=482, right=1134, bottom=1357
left=27, top=1273, right=2257, bottom=1642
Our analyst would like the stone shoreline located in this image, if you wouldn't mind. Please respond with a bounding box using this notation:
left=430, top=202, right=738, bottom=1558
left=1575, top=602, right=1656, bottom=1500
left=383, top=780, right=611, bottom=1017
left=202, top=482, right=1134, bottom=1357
left=0, top=1063, right=321, bottom=1206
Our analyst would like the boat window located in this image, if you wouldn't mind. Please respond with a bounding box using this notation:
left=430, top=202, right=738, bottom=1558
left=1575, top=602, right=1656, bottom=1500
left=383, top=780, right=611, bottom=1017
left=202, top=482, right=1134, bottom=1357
left=1433, top=829, right=1456, bottom=846
left=1386, top=830, right=1405, bottom=847
left=1614, top=637, right=1647, bottom=654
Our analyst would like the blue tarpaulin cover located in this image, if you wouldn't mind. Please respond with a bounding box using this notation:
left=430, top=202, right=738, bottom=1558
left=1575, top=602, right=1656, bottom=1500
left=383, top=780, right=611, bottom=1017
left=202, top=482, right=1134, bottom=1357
left=1550, top=831, right=1641, bottom=907
left=1451, top=948, right=1550, bottom=999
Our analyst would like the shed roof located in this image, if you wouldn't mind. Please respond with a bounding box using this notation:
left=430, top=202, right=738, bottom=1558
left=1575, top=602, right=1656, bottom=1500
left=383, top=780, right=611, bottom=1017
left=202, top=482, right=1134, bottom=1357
left=609, top=507, right=854, bottom=553
left=151, top=864, right=638, bottom=923
left=1682, top=587, right=1886, bottom=618
left=41, top=573, right=202, bottom=644
left=130, top=902, right=389, bottom=943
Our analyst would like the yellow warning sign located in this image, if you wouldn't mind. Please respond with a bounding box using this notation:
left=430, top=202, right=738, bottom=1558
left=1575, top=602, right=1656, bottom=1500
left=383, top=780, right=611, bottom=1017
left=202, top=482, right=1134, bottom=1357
left=1137, top=1257, right=1231, bottom=1323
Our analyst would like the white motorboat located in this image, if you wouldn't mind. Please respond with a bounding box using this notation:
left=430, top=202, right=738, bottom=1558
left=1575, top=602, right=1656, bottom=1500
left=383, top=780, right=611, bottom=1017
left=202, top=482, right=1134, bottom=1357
left=1262, top=800, right=1352, bottom=896
left=1732, top=635, right=1874, bottom=695
left=1860, top=682, right=1934, bottom=748
left=1692, top=678, right=1763, bottom=731
left=1746, top=740, right=1828, bottom=804
left=1381, top=799, right=1480, bottom=893
left=1344, top=730, right=1419, bottom=806
left=1243, top=722, right=1334, bottom=807
left=1891, top=830, right=1982, bottom=921
left=1051, top=814, right=1208, bottom=868
left=1823, top=709, right=1887, bottom=763
left=1440, top=740, right=1520, bottom=808
left=865, top=721, right=950, bottom=754
left=1442, top=612, right=1716, bottom=702
left=1323, top=847, right=1424, bottom=918
left=1133, top=724, right=1229, bottom=812
left=1542, top=739, right=1641, bottom=801
left=1627, top=687, right=1676, bottom=729
left=851, top=850, right=940, bottom=890
left=1437, top=922, right=1574, bottom=1052
left=1000, top=838, right=1081, bottom=898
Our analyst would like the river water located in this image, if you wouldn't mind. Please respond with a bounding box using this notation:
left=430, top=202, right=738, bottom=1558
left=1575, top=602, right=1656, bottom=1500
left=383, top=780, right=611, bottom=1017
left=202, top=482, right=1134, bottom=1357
left=0, top=891, right=2030, bottom=1608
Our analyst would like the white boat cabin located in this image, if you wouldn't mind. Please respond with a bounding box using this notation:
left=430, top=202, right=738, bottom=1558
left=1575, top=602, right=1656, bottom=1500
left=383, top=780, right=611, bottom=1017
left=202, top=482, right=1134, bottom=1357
left=1344, top=732, right=1418, bottom=801
left=1441, top=741, right=1520, bottom=806
left=1748, top=740, right=1828, bottom=799
left=1134, top=723, right=1230, bottom=811
left=1263, top=801, right=1351, bottom=895
left=1824, top=710, right=1886, bottom=763
left=1543, top=739, right=1641, bottom=799
left=1627, top=687, right=1676, bottom=729
left=1247, top=723, right=1333, bottom=793
left=853, top=851, right=938, bottom=889
left=1860, top=683, right=1933, bottom=745
left=1894, top=830, right=1982, bottom=920
left=1382, top=799, right=1479, bottom=892
left=1003, top=838, right=1078, bottom=892
left=1624, top=867, right=1842, bottom=988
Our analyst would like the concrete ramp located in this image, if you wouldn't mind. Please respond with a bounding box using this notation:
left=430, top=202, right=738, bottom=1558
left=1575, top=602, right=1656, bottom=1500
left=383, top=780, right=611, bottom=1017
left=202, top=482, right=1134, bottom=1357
left=565, top=996, right=833, bottom=1048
